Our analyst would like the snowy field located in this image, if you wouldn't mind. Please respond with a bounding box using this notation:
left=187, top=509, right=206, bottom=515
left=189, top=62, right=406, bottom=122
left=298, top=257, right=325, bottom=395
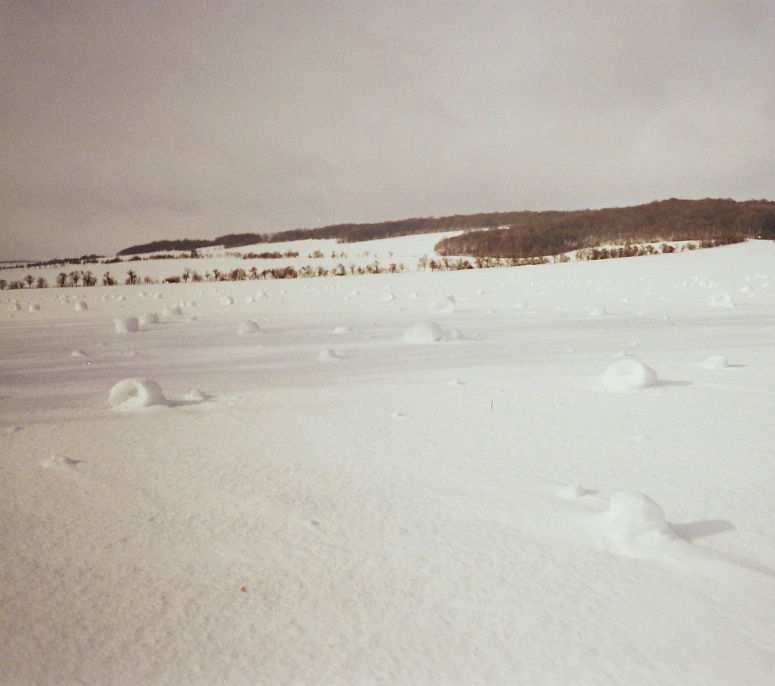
left=2, top=240, right=775, bottom=685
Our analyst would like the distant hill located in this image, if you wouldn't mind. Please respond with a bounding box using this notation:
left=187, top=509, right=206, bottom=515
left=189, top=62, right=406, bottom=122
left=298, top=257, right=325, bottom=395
left=435, top=198, right=775, bottom=259
left=117, top=212, right=539, bottom=255
left=117, top=198, right=775, bottom=257
left=117, top=239, right=215, bottom=255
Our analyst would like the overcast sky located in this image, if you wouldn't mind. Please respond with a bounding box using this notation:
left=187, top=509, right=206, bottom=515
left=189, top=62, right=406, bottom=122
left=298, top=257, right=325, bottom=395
left=2, top=1, right=774, bottom=259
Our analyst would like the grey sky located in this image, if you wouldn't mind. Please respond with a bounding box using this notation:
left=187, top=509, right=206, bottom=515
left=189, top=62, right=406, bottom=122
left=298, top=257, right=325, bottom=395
left=2, top=1, right=774, bottom=259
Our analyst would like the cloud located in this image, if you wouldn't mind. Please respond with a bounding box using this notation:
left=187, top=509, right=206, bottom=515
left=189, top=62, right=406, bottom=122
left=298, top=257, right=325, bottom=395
left=2, top=1, right=774, bottom=258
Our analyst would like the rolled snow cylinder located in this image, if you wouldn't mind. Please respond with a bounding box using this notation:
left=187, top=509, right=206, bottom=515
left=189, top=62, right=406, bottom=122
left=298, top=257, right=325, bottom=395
left=108, top=378, right=166, bottom=408
left=603, top=358, right=657, bottom=391
left=318, top=347, right=337, bottom=361
left=114, top=316, right=139, bottom=333
left=74, top=301, right=88, bottom=311
left=403, top=320, right=444, bottom=343
left=428, top=295, right=456, bottom=313
left=604, top=491, right=672, bottom=549
left=701, top=355, right=728, bottom=370
left=237, top=320, right=260, bottom=335
left=138, top=313, right=159, bottom=326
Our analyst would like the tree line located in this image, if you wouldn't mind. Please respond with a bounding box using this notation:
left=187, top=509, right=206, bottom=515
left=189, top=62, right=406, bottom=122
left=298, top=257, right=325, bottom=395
left=116, top=198, right=775, bottom=257
left=434, top=198, right=775, bottom=259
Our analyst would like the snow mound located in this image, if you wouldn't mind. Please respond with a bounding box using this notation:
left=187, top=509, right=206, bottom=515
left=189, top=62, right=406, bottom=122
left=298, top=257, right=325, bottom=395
left=41, top=453, right=86, bottom=471
left=221, top=296, right=234, bottom=306
left=70, top=349, right=88, bottom=357
left=28, top=304, right=40, bottom=312
left=114, top=317, right=139, bottom=333
left=318, top=348, right=339, bottom=361
left=557, top=483, right=585, bottom=500
left=8, top=302, right=20, bottom=311
left=108, top=378, right=167, bottom=409
left=428, top=295, right=456, bottom=313
left=603, top=358, right=658, bottom=391
left=588, top=305, right=607, bottom=316
left=381, top=291, right=395, bottom=302
left=138, top=313, right=159, bottom=326
left=603, top=491, right=674, bottom=552
left=702, top=355, right=729, bottom=370
left=709, top=291, right=735, bottom=308
left=74, top=301, right=88, bottom=311
left=162, top=305, right=182, bottom=316
left=184, top=388, right=210, bottom=402
left=237, top=320, right=260, bottom=335
left=403, top=320, right=444, bottom=344
left=333, top=325, right=351, bottom=334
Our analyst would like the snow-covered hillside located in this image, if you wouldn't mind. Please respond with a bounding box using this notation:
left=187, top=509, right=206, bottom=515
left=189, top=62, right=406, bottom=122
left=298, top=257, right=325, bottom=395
left=1, top=230, right=466, bottom=287
left=2, top=241, right=774, bottom=685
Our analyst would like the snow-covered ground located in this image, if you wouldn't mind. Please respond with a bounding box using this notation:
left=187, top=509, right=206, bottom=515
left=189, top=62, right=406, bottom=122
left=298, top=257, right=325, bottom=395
left=2, top=240, right=774, bottom=685
left=0, top=230, right=465, bottom=287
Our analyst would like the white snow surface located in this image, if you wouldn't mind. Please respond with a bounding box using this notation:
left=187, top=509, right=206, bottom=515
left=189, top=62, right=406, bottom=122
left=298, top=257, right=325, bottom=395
left=2, top=239, right=775, bottom=685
